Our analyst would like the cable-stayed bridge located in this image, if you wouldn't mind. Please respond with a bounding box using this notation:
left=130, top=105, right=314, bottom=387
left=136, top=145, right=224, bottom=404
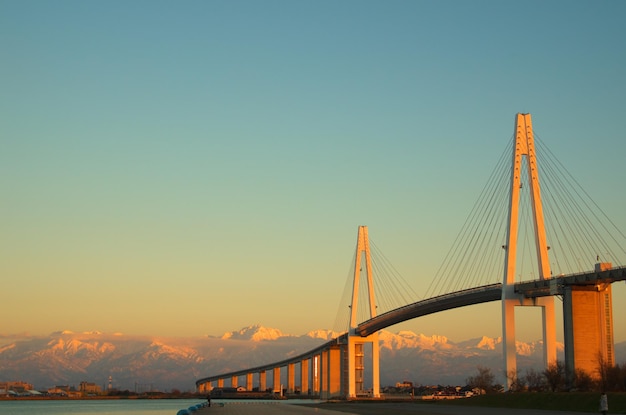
left=196, top=113, right=625, bottom=398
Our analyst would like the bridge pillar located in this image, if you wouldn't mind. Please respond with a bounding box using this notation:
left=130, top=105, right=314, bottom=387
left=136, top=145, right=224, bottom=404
left=246, top=373, right=253, bottom=391
left=313, top=354, right=320, bottom=395
left=197, top=381, right=211, bottom=393
left=320, top=350, right=328, bottom=399
left=318, top=346, right=342, bottom=399
left=564, top=262, right=615, bottom=384
left=217, top=378, right=224, bottom=388
left=345, top=333, right=380, bottom=398
left=259, top=370, right=266, bottom=392
left=541, top=298, right=558, bottom=369
left=231, top=375, right=238, bottom=388
left=328, top=345, right=342, bottom=399
left=300, top=358, right=309, bottom=396
left=287, top=362, right=295, bottom=394
left=273, top=367, right=281, bottom=395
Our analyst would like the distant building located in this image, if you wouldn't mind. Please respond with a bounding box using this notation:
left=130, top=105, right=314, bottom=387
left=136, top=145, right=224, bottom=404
left=79, top=381, right=102, bottom=395
left=395, top=381, right=413, bottom=388
left=47, top=386, right=69, bottom=396
left=47, top=385, right=83, bottom=398
left=0, top=381, right=34, bottom=394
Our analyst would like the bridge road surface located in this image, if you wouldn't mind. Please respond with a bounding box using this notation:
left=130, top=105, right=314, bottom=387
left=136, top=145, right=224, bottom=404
left=194, top=402, right=596, bottom=415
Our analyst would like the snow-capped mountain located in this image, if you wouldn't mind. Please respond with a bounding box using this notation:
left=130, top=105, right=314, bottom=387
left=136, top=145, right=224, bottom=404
left=379, top=330, right=453, bottom=350
left=305, top=329, right=343, bottom=341
left=220, top=324, right=288, bottom=341
left=0, top=326, right=622, bottom=392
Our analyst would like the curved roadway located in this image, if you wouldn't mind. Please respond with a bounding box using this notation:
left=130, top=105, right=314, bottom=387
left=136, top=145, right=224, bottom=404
left=196, top=283, right=502, bottom=387
left=196, top=266, right=626, bottom=388
left=355, top=283, right=502, bottom=336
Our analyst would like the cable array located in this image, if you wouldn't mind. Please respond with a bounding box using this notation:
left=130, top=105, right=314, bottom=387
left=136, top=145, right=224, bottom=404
left=332, top=250, right=357, bottom=334
left=332, top=237, right=421, bottom=332
left=370, top=239, right=422, bottom=312
left=424, top=138, right=512, bottom=298
left=535, top=135, right=625, bottom=274
left=333, top=128, right=625, bottom=329
left=424, top=133, right=625, bottom=299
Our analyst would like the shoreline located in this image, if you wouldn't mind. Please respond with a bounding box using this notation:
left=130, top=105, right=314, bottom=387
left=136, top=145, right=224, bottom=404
left=0, top=395, right=206, bottom=401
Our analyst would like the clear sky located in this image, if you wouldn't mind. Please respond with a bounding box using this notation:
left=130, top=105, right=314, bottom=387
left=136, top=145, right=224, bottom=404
left=2, top=1, right=625, bottom=343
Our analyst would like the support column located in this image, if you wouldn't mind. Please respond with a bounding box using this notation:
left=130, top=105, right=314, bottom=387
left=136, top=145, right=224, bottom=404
left=328, top=346, right=342, bottom=399
left=563, top=285, right=575, bottom=385
left=246, top=373, right=253, bottom=391
left=564, top=263, right=614, bottom=384
left=301, top=358, right=309, bottom=396
left=217, top=379, right=224, bottom=388
left=347, top=333, right=380, bottom=398
left=320, top=350, right=329, bottom=399
left=231, top=375, right=238, bottom=389
left=348, top=338, right=361, bottom=397
left=259, top=370, right=266, bottom=392
left=371, top=333, right=380, bottom=398
left=273, top=367, right=281, bottom=395
left=312, top=355, right=320, bottom=395
left=502, top=296, right=517, bottom=384
left=287, top=363, right=295, bottom=394
left=540, top=296, right=557, bottom=368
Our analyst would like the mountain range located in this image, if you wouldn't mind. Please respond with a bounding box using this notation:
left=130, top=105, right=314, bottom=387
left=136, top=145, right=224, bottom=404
left=1, top=325, right=624, bottom=391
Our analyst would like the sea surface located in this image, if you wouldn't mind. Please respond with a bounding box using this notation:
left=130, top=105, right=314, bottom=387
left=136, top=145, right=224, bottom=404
left=0, top=399, right=207, bottom=415
left=0, top=399, right=320, bottom=415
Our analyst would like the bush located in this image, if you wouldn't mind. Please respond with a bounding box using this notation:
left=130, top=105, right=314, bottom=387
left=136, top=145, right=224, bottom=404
left=524, top=368, right=545, bottom=392
left=543, top=361, right=566, bottom=392
left=466, top=366, right=495, bottom=394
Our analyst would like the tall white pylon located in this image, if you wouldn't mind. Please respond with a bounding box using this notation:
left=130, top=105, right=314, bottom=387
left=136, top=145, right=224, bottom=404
left=350, top=226, right=377, bottom=328
left=346, top=226, right=380, bottom=398
left=502, top=113, right=557, bottom=389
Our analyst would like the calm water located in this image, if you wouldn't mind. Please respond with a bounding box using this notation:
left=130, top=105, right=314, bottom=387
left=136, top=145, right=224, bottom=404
left=0, top=399, right=321, bottom=415
left=0, top=399, right=206, bottom=415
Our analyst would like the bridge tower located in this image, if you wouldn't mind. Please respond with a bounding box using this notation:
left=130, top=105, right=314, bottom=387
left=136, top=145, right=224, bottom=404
left=502, top=113, right=557, bottom=389
left=343, top=225, right=380, bottom=399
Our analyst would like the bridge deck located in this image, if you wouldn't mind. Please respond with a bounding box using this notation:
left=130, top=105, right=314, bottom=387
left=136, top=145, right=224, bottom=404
left=355, top=283, right=502, bottom=337
left=515, top=266, right=626, bottom=298
left=196, top=267, right=624, bottom=387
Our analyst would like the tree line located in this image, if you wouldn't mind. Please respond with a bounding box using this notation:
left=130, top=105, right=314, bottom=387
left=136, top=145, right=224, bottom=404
left=467, top=359, right=626, bottom=393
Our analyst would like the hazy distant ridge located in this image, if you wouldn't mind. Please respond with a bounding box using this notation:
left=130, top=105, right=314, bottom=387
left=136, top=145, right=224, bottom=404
left=1, top=325, right=623, bottom=391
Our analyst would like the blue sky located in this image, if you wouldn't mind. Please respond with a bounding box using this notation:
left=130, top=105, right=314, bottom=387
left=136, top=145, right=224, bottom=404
left=1, top=1, right=625, bottom=342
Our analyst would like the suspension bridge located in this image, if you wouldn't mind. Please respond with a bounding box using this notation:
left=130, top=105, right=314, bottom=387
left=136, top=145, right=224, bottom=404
left=195, top=113, right=625, bottom=398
